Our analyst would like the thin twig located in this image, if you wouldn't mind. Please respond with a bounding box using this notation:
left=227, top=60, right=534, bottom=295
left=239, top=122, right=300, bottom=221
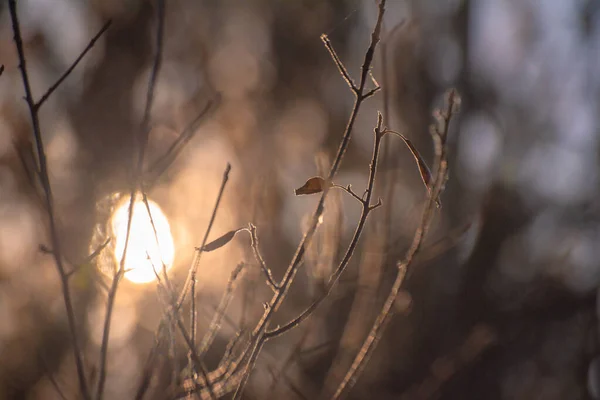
left=36, top=21, right=112, bottom=109
left=137, top=0, right=166, bottom=172
left=332, top=89, right=459, bottom=399
left=266, top=113, right=385, bottom=340
left=332, top=184, right=363, bottom=204
left=136, top=163, right=231, bottom=397
left=8, top=2, right=92, bottom=398
left=66, top=238, right=111, bottom=278
left=232, top=2, right=386, bottom=397
left=151, top=262, right=217, bottom=400
left=198, top=262, right=246, bottom=358
left=142, top=193, right=175, bottom=294
left=38, top=351, right=69, bottom=400
left=232, top=336, right=266, bottom=400
left=152, top=279, right=180, bottom=394
left=147, top=253, right=216, bottom=400
left=248, top=224, right=279, bottom=292
left=321, top=34, right=358, bottom=92
left=379, top=19, right=405, bottom=247
left=174, top=314, right=217, bottom=400
left=144, top=99, right=216, bottom=189
left=179, top=163, right=231, bottom=309
left=267, top=317, right=314, bottom=398
left=96, top=2, right=166, bottom=399
left=189, top=270, right=198, bottom=378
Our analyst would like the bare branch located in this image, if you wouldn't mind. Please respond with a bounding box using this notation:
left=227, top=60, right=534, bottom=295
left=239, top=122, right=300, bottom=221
left=136, top=163, right=232, bottom=396
left=361, top=85, right=381, bottom=100
left=8, top=2, right=90, bottom=398
left=332, top=184, right=363, bottom=204
left=137, top=0, right=166, bottom=171
left=144, top=99, right=216, bottom=189
left=66, top=238, right=111, bottom=278
left=198, top=262, right=246, bottom=358
left=38, top=352, right=69, bottom=400
left=248, top=224, right=279, bottom=292
left=96, top=2, right=166, bottom=399
left=189, top=268, right=198, bottom=383
left=231, top=2, right=388, bottom=397
left=266, top=112, right=385, bottom=340
left=321, top=34, right=358, bottom=93
left=142, top=193, right=175, bottom=293
left=174, top=314, right=217, bottom=400
left=179, top=162, right=231, bottom=309
left=36, top=21, right=112, bottom=109
left=332, top=89, right=460, bottom=399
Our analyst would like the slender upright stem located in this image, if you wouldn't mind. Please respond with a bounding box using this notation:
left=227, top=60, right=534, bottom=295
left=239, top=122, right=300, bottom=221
left=333, top=90, right=458, bottom=399
left=7, top=2, right=99, bottom=398
left=232, top=2, right=387, bottom=397
left=96, top=1, right=166, bottom=399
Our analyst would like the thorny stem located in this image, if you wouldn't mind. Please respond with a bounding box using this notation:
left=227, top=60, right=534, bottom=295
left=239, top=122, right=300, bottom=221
left=231, top=1, right=387, bottom=397
left=332, top=90, right=459, bottom=399
left=7, top=2, right=112, bottom=399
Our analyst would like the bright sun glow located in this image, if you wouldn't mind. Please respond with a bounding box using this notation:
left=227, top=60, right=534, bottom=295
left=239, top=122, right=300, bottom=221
left=111, top=197, right=175, bottom=284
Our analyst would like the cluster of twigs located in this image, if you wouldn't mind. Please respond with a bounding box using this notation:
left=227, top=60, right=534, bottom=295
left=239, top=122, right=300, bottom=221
left=7, top=0, right=460, bottom=399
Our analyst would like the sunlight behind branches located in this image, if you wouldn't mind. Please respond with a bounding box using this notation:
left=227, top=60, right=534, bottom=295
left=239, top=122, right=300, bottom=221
left=111, top=196, right=175, bottom=284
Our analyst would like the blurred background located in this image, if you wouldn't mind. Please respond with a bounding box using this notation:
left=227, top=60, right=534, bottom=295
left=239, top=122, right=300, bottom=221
left=1, top=0, right=600, bottom=399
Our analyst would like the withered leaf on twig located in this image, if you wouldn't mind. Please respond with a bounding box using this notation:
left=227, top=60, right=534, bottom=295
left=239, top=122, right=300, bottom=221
left=200, top=228, right=245, bottom=252
left=294, top=176, right=330, bottom=196
left=397, top=134, right=432, bottom=187
left=386, top=130, right=442, bottom=207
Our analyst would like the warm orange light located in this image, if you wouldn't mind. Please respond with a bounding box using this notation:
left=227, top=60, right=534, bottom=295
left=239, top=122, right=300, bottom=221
left=111, top=197, right=175, bottom=284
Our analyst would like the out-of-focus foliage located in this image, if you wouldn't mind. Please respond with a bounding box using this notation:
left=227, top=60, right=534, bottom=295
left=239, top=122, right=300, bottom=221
left=0, top=0, right=600, bottom=399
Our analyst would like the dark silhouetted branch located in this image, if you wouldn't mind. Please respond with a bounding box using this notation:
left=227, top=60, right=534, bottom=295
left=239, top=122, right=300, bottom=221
left=36, top=21, right=112, bottom=109
left=8, top=1, right=96, bottom=398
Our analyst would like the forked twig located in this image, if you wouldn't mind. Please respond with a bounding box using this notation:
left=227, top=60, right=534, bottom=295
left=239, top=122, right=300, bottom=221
left=332, top=90, right=460, bottom=399
left=8, top=2, right=111, bottom=398
left=266, top=113, right=385, bottom=340
left=231, top=1, right=387, bottom=398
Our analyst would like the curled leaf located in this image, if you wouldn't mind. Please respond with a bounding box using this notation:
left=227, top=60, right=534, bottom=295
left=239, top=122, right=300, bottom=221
left=201, top=228, right=244, bottom=252
left=386, top=130, right=441, bottom=208
left=392, top=132, right=432, bottom=187
left=294, top=176, right=329, bottom=196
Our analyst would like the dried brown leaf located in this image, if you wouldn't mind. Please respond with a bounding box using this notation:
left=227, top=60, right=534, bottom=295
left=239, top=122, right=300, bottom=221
left=201, top=228, right=244, bottom=252
left=388, top=131, right=432, bottom=187
left=294, top=176, right=329, bottom=196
